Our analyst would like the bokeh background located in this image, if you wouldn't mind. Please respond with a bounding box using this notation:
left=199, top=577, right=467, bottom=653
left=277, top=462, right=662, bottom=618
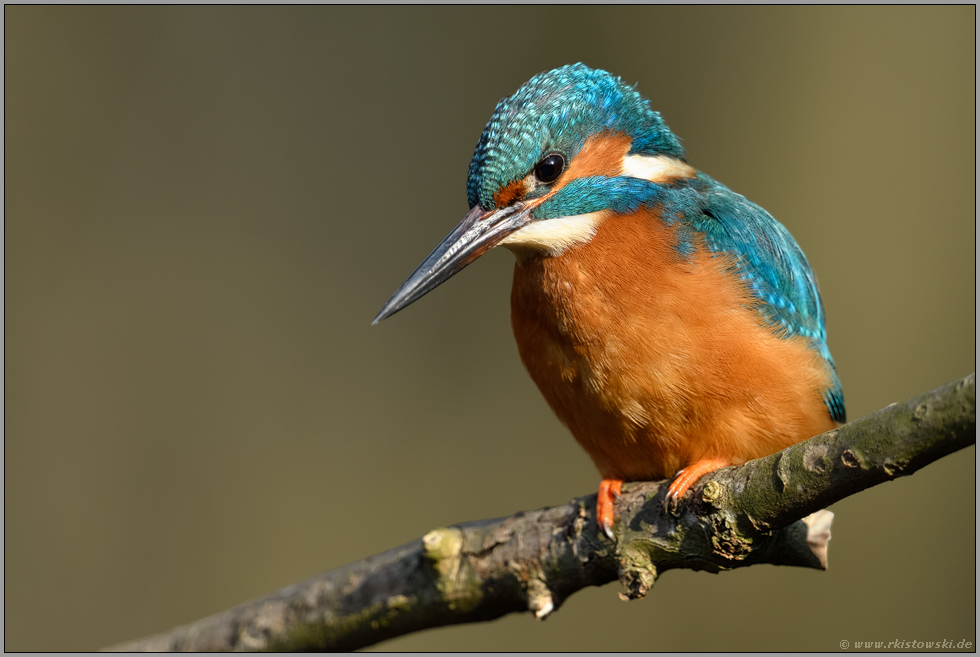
left=5, top=6, right=975, bottom=652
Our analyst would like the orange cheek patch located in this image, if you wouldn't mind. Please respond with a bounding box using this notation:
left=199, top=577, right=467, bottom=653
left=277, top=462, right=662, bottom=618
left=551, top=132, right=632, bottom=194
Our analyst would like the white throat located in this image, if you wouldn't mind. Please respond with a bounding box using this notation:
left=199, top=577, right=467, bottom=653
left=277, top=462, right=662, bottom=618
left=499, top=211, right=606, bottom=258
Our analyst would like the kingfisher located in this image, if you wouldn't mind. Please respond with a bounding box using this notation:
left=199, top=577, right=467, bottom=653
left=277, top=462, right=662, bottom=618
left=373, top=64, right=844, bottom=538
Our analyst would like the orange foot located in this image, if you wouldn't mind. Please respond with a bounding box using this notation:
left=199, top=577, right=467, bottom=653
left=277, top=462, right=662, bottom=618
left=667, top=459, right=729, bottom=503
left=597, top=478, right=623, bottom=539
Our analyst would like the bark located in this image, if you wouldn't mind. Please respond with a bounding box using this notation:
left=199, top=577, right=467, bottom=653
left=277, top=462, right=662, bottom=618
left=105, top=373, right=976, bottom=652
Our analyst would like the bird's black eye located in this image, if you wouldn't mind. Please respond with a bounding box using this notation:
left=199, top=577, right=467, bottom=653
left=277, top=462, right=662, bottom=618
left=534, top=154, right=565, bottom=184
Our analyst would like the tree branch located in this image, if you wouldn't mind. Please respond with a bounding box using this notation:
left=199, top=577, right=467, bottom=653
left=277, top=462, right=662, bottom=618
left=105, top=373, right=975, bottom=652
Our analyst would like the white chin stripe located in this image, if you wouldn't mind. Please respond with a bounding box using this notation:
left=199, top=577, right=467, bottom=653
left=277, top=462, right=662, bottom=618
left=621, top=154, right=696, bottom=183
left=499, top=211, right=605, bottom=256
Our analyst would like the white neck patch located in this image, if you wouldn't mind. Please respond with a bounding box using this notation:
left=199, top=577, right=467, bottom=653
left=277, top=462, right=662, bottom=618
left=496, top=155, right=695, bottom=258
left=621, top=154, right=696, bottom=182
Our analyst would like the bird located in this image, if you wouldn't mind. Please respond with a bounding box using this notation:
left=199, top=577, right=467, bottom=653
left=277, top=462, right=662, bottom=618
left=373, top=63, right=844, bottom=539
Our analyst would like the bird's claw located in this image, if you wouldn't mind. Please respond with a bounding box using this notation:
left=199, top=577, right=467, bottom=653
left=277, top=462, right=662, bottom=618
left=596, top=478, right=623, bottom=540
left=664, top=467, right=687, bottom=504
left=600, top=518, right=614, bottom=540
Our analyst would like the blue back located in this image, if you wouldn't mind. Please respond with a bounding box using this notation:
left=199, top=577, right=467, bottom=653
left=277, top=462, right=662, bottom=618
left=687, top=175, right=846, bottom=423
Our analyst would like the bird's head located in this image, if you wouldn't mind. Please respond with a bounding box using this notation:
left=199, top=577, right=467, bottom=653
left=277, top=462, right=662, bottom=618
left=373, top=63, right=693, bottom=324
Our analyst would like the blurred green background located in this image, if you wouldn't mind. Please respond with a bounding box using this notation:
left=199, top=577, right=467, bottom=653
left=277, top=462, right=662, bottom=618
left=5, top=6, right=975, bottom=652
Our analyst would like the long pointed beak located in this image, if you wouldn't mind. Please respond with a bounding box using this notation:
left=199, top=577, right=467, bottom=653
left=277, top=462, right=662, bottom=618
left=372, top=202, right=533, bottom=324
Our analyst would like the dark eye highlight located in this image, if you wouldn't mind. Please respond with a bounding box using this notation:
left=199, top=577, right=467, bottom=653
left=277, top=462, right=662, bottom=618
left=534, top=154, right=565, bottom=184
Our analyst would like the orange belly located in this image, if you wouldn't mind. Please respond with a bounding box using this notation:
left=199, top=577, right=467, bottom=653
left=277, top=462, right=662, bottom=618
left=510, top=208, right=836, bottom=481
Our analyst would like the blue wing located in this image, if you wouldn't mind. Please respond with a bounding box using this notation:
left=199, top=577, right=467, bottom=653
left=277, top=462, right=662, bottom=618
left=689, top=174, right=845, bottom=423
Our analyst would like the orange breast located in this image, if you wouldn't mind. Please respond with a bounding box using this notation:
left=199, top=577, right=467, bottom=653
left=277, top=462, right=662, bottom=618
left=510, top=208, right=836, bottom=481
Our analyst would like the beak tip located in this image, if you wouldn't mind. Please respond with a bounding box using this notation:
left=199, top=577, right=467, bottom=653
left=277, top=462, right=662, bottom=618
left=371, top=307, right=391, bottom=325
left=372, top=296, right=405, bottom=325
